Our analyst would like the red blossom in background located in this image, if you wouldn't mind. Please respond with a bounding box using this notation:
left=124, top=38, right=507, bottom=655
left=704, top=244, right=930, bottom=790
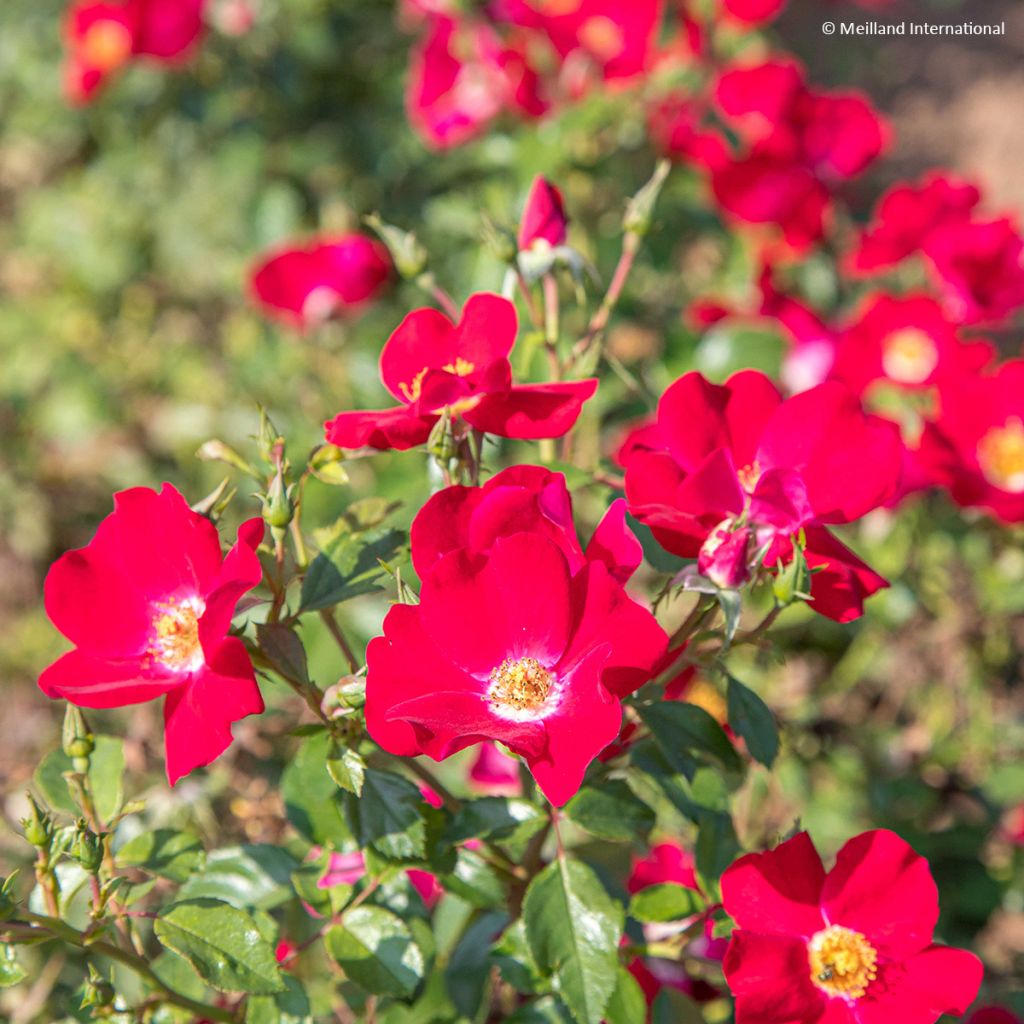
left=324, top=293, right=597, bottom=452
left=829, top=293, right=995, bottom=397
left=39, top=484, right=264, bottom=784
left=364, top=531, right=666, bottom=805
left=720, top=0, right=786, bottom=24
left=721, top=830, right=983, bottom=1024
left=249, top=234, right=392, bottom=329
left=468, top=741, right=522, bottom=795
left=917, top=360, right=1024, bottom=523
left=709, top=58, right=887, bottom=249
left=623, top=370, right=902, bottom=621
left=406, top=13, right=547, bottom=148
left=64, top=0, right=206, bottom=104
left=627, top=842, right=728, bottom=1005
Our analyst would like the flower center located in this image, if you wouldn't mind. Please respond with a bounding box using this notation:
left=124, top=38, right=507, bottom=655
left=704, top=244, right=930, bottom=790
left=81, top=19, right=133, bottom=72
left=808, top=925, right=878, bottom=1001
left=399, top=359, right=476, bottom=403
left=880, top=328, right=939, bottom=385
left=578, top=16, right=625, bottom=61
left=488, top=657, right=553, bottom=713
left=977, top=418, right=1024, bottom=493
left=149, top=597, right=205, bottom=673
left=737, top=461, right=762, bottom=493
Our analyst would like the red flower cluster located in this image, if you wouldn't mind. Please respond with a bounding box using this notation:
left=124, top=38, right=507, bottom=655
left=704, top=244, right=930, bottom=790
left=249, top=234, right=392, bottom=330
left=721, top=830, right=983, bottom=1024
left=402, top=0, right=663, bottom=147
left=63, top=0, right=206, bottom=103
left=852, top=173, right=1024, bottom=325
left=365, top=466, right=667, bottom=805
left=39, top=485, right=264, bottom=784
left=623, top=370, right=902, bottom=621
left=324, top=293, right=597, bottom=452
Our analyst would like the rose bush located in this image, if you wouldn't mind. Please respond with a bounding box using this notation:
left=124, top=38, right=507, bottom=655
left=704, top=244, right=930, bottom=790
left=1, top=1, right=1022, bottom=1023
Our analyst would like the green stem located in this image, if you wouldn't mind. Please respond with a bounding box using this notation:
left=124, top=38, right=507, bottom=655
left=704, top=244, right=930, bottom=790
left=319, top=608, right=360, bottom=674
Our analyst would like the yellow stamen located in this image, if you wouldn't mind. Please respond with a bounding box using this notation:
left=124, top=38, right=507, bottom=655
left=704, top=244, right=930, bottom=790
left=977, top=418, right=1024, bottom=493
left=578, top=16, right=625, bottom=61
left=881, top=328, right=939, bottom=385
left=149, top=598, right=204, bottom=673
left=488, top=657, right=552, bottom=713
left=808, top=925, right=878, bottom=1001
left=398, top=359, right=476, bottom=404
left=737, top=461, right=762, bottom=492
left=81, top=19, right=133, bottom=72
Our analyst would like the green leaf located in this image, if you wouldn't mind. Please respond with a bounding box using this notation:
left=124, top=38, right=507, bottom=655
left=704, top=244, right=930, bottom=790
left=603, top=967, right=647, bottom=1024
left=34, top=734, right=125, bottom=822
left=246, top=976, right=314, bottom=1024
left=695, top=811, right=741, bottom=885
left=0, top=945, right=26, bottom=988
left=564, top=780, right=655, bottom=842
left=629, top=884, right=704, bottom=923
left=639, top=702, right=743, bottom=778
left=327, top=740, right=366, bottom=797
left=256, top=623, right=310, bottom=685
left=300, top=526, right=405, bottom=612
left=523, top=858, right=624, bottom=1024
left=444, top=797, right=545, bottom=846
left=342, top=769, right=426, bottom=862
left=726, top=675, right=779, bottom=767
left=281, top=733, right=350, bottom=847
left=115, top=830, right=203, bottom=883
left=325, top=906, right=425, bottom=999
left=154, top=899, right=285, bottom=995
left=178, top=845, right=298, bottom=910
left=446, top=910, right=509, bottom=1017
left=441, top=846, right=505, bottom=909
left=491, top=918, right=545, bottom=995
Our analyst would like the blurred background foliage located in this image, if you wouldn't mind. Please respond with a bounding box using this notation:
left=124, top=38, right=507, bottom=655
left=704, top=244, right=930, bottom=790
left=1, top=0, right=1024, bottom=1016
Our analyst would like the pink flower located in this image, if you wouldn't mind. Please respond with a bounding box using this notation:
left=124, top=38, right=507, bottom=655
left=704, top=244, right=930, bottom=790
left=720, top=0, right=786, bottom=24
left=917, top=360, right=1024, bottom=522
left=365, top=531, right=667, bottom=805
left=324, top=293, right=598, bottom=452
left=721, top=830, right=983, bottom=1024
left=318, top=851, right=367, bottom=889
left=409, top=465, right=642, bottom=585
left=468, top=741, right=522, bottom=795
left=406, top=14, right=547, bottom=148
left=63, top=0, right=206, bottom=104
left=39, top=484, right=264, bottom=785
left=519, top=176, right=569, bottom=250
left=249, top=234, right=391, bottom=329
left=623, top=371, right=903, bottom=621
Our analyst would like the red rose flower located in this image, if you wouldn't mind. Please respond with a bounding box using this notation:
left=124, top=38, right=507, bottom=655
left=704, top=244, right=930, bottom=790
left=406, top=14, right=547, bottom=148
left=39, top=484, right=264, bottom=784
left=519, top=175, right=569, bottom=250
left=63, top=0, right=205, bottom=104
left=324, top=293, right=598, bottom=452
left=624, top=371, right=902, bottom=621
left=917, top=360, right=1024, bottom=522
left=365, top=531, right=667, bottom=805
left=721, top=830, right=983, bottom=1024
left=923, top=217, right=1024, bottom=326
left=709, top=59, right=887, bottom=249
left=850, top=173, right=982, bottom=273
left=409, top=464, right=642, bottom=584
left=830, top=293, right=995, bottom=396
left=468, top=741, right=522, bottom=795
left=720, top=0, right=786, bottom=24
left=249, top=234, right=391, bottom=329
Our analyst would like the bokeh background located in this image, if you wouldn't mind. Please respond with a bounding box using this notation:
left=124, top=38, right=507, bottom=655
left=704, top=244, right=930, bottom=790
left=1, top=0, right=1023, bottom=1012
